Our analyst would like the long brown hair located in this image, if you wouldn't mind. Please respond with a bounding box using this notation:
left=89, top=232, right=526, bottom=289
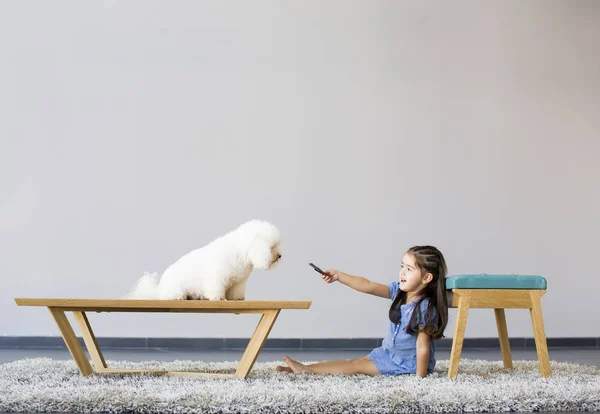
left=388, top=245, right=448, bottom=340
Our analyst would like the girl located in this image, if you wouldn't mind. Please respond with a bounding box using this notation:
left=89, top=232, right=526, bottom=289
left=276, top=245, right=448, bottom=377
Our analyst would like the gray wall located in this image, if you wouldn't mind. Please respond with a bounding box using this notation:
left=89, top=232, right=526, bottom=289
left=2, top=1, right=599, bottom=340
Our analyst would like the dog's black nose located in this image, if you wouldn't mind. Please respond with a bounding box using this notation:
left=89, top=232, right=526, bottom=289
left=278, top=254, right=282, bottom=259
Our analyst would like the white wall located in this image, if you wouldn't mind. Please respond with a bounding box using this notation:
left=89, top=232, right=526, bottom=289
left=1, top=1, right=599, bottom=340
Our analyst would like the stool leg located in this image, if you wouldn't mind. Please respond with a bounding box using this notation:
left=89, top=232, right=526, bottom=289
left=448, top=294, right=470, bottom=379
left=529, top=291, right=551, bottom=377
left=494, top=308, right=513, bottom=369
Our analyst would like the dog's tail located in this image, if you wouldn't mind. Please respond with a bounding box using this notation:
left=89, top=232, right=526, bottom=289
left=124, top=272, right=160, bottom=299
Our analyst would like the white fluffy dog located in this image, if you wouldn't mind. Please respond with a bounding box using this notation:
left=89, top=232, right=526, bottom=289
left=126, top=220, right=281, bottom=300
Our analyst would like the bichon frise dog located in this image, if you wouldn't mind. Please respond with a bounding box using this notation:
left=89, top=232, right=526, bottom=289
left=125, top=219, right=281, bottom=300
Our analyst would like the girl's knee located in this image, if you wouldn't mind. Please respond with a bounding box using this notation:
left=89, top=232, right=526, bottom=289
left=351, top=358, right=379, bottom=376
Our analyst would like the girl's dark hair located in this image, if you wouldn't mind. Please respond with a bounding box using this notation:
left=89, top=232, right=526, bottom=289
left=388, top=245, right=448, bottom=340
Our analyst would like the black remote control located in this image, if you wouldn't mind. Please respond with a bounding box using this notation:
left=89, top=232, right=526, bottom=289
left=309, top=263, right=327, bottom=275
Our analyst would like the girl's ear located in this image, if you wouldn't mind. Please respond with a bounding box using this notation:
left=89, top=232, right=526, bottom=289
left=422, top=273, right=433, bottom=284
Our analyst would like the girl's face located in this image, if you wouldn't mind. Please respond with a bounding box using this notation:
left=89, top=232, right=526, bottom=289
left=399, top=253, right=428, bottom=293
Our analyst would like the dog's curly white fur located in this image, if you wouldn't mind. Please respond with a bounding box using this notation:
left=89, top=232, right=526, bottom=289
left=126, top=220, right=281, bottom=300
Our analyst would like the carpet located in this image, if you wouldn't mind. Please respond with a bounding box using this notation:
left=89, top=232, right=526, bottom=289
left=0, top=357, right=598, bottom=413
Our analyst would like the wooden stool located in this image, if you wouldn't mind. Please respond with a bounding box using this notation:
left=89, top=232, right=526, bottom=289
left=445, top=274, right=550, bottom=379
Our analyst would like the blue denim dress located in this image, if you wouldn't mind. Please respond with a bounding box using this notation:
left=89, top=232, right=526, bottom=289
left=367, top=281, right=436, bottom=375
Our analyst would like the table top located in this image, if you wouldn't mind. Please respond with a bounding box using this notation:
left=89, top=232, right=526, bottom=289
left=14, top=298, right=312, bottom=311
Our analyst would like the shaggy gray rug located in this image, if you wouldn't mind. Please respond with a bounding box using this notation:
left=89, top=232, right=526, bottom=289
left=0, top=357, right=598, bottom=413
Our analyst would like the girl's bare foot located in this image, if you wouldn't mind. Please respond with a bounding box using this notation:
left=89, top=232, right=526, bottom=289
left=275, top=365, right=292, bottom=373
left=283, top=356, right=312, bottom=373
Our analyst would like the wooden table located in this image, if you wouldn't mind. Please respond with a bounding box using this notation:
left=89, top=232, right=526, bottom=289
left=14, top=298, right=312, bottom=379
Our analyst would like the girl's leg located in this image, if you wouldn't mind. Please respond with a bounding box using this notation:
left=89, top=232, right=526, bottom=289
left=306, top=355, right=370, bottom=370
left=276, top=356, right=370, bottom=373
left=277, top=358, right=362, bottom=373
left=280, top=355, right=379, bottom=375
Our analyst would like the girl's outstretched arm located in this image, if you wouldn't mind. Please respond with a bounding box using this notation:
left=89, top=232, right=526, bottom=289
left=324, top=270, right=390, bottom=298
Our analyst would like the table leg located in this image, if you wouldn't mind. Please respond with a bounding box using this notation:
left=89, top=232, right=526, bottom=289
left=48, top=307, right=93, bottom=376
left=73, top=311, right=107, bottom=371
left=235, top=309, right=280, bottom=378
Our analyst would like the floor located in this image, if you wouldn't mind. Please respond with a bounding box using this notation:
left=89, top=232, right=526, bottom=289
left=1, top=346, right=598, bottom=414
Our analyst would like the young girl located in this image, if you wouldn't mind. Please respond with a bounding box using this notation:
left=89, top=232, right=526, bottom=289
left=276, top=245, right=448, bottom=377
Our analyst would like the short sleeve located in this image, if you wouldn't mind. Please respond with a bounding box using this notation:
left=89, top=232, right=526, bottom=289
left=417, top=299, right=437, bottom=327
left=388, top=281, right=400, bottom=300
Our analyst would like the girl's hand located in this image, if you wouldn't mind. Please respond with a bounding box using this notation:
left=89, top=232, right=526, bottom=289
left=321, top=269, right=342, bottom=283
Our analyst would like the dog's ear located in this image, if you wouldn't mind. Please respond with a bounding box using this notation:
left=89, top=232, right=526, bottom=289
left=248, top=240, right=272, bottom=269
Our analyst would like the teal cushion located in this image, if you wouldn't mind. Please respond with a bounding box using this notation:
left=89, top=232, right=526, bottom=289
left=445, top=274, right=547, bottom=290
